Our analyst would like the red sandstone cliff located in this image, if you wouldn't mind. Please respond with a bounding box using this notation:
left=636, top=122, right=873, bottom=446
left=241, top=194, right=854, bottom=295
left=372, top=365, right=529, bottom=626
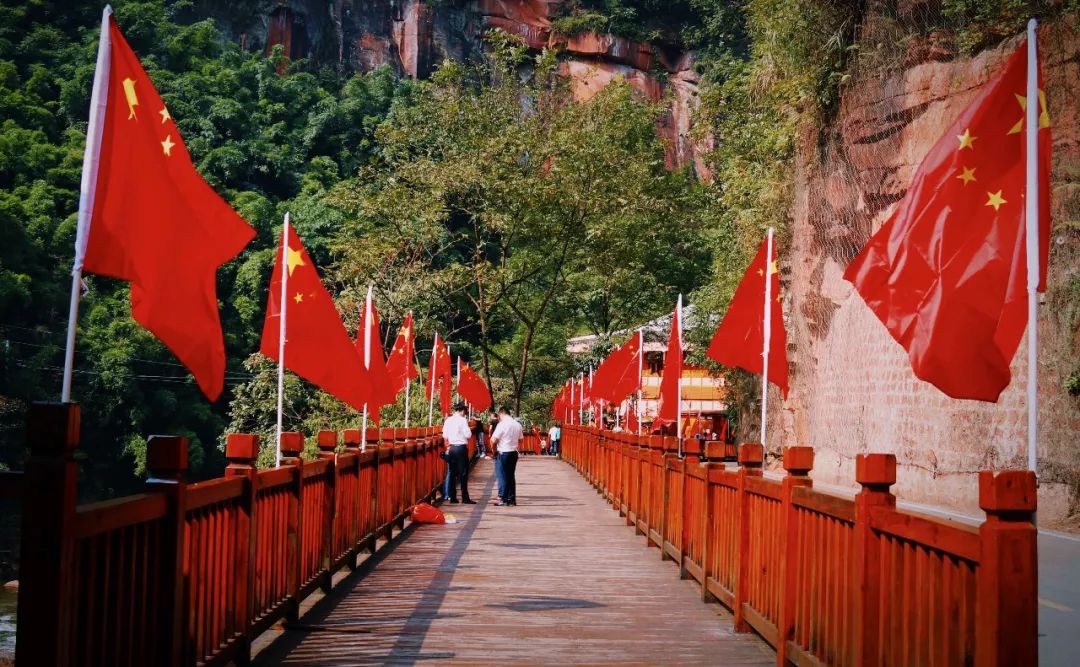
left=197, top=0, right=711, bottom=177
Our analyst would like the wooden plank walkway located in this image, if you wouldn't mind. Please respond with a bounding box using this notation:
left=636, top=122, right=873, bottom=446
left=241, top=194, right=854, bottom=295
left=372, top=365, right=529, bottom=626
left=255, top=457, right=775, bottom=665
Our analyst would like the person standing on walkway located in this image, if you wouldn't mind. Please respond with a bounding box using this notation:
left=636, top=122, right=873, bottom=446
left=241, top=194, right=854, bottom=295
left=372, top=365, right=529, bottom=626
left=548, top=422, right=561, bottom=457
left=472, top=416, right=488, bottom=459
left=442, top=403, right=475, bottom=504
left=489, top=406, right=523, bottom=506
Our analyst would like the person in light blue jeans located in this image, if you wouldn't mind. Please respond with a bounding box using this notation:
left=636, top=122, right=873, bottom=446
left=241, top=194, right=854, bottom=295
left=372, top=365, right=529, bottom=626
left=548, top=422, right=561, bottom=457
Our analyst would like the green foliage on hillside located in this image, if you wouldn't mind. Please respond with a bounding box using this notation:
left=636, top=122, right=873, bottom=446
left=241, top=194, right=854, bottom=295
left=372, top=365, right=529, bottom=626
left=0, top=0, right=401, bottom=495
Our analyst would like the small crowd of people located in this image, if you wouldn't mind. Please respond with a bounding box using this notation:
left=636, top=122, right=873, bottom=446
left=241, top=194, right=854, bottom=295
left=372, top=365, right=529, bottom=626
left=439, top=403, right=564, bottom=508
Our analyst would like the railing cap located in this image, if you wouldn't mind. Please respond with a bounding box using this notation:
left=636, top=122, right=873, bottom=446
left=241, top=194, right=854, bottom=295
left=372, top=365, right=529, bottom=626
left=979, top=470, right=1037, bottom=513
left=225, top=433, right=259, bottom=464
left=855, top=453, right=896, bottom=487
left=342, top=428, right=362, bottom=447
left=147, top=435, right=188, bottom=478
left=280, top=431, right=304, bottom=456
left=317, top=429, right=337, bottom=451
left=737, top=443, right=763, bottom=466
left=783, top=446, right=814, bottom=475
left=27, top=402, right=81, bottom=454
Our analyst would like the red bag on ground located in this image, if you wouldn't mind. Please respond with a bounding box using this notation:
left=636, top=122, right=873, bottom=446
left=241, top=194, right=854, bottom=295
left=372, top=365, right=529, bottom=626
left=410, top=503, right=446, bottom=524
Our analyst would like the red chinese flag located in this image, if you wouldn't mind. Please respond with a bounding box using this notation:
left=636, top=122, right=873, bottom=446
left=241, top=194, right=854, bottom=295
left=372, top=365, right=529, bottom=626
left=655, top=298, right=684, bottom=428
left=591, top=331, right=643, bottom=404
left=385, top=313, right=419, bottom=395
left=457, top=359, right=493, bottom=412
left=260, top=224, right=370, bottom=411
left=843, top=40, right=1050, bottom=402
left=426, top=333, right=453, bottom=416
left=80, top=15, right=254, bottom=400
left=356, top=289, right=395, bottom=424
left=706, top=237, right=789, bottom=397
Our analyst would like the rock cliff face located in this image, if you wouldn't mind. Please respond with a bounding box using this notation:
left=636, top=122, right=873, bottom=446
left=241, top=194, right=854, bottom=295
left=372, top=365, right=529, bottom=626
left=191, top=0, right=711, bottom=176
left=776, top=15, right=1080, bottom=525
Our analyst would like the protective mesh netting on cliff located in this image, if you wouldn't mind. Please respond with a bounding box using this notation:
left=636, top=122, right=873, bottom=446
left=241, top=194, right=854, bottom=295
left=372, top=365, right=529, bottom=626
left=781, top=1, right=1079, bottom=497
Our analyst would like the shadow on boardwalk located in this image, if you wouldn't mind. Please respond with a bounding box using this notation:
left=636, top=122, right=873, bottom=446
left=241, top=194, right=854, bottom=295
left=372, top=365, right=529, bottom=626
left=255, top=458, right=774, bottom=666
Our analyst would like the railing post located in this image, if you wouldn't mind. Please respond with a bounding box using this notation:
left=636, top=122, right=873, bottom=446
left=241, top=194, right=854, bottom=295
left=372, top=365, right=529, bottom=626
left=317, top=430, right=337, bottom=593
left=853, top=453, right=896, bottom=664
left=698, top=450, right=724, bottom=603
left=224, top=433, right=259, bottom=665
left=733, top=442, right=763, bottom=633
left=16, top=402, right=80, bottom=667
left=680, top=437, right=703, bottom=579
left=660, top=436, right=679, bottom=562
left=279, top=431, right=304, bottom=622
left=145, top=435, right=190, bottom=667
left=975, top=470, right=1037, bottom=667
left=342, top=428, right=364, bottom=564
left=775, top=446, right=814, bottom=666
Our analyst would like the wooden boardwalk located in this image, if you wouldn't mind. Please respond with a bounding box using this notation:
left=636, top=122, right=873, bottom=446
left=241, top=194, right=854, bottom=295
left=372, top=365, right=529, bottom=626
left=255, top=457, right=774, bottom=665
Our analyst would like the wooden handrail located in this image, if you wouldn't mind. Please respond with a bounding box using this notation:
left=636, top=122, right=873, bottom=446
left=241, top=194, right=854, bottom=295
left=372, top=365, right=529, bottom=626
left=15, top=402, right=445, bottom=667
left=559, top=424, right=1038, bottom=667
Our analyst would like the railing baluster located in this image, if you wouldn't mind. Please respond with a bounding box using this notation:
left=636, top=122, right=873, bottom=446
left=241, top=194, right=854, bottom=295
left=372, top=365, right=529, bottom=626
left=775, top=446, right=813, bottom=666
left=17, top=403, right=80, bottom=667
left=144, top=435, right=189, bottom=667
left=975, top=469, right=1037, bottom=666
left=733, top=442, right=763, bottom=633
left=225, top=433, right=259, bottom=663
left=853, top=453, right=896, bottom=665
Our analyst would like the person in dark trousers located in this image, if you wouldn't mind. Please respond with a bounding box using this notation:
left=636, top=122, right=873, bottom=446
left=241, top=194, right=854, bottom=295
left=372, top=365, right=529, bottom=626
left=441, top=403, right=476, bottom=504
left=489, top=406, right=523, bottom=506
left=548, top=422, right=561, bottom=457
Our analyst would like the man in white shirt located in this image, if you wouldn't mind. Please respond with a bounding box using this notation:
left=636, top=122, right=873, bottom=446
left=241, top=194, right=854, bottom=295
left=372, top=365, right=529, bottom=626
left=489, top=406, right=523, bottom=506
left=548, top=422, right=561, bottom=457
left=441, top=403, right=475, bottom=504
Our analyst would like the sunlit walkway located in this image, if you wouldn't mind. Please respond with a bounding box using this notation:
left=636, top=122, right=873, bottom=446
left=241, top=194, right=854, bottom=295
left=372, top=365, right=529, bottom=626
left=255, top=457, right=774, bottom=665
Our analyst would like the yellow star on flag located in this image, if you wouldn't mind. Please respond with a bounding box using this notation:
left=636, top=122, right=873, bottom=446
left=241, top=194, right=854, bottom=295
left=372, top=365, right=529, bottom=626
left=159, top=106, right=171, bottom=124
left=956, top=166, right=976, bottom=185
left=122, top=78, right=138, bottom=119
left=985, top=190, right=1007, bottom=211
left=286, top=247, right=305, bottom=276
left=293, top=292, right=304, bottom=304
left=768, top=260, right=779, bottom=275
left=956, top=128, right=976, bottom=150
left=160, top=134, right=175, bottom=156
left=1007, top=91, right=1051, bottom=135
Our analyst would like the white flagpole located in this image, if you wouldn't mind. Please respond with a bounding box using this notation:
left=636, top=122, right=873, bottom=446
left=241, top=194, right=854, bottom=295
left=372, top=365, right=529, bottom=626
left=676, top=294, right=684, bottom=450
left=275, top=213, right=291, bottom=467
left=455, top=357, right=461, bottom=405
left=588, top=366, right=594, bottom=425
left=361, top=284, right=373, bottom=452
left=579, top=372, right=584, bottom=425
left=760, top=228, right=775, bottom=447
left=62, top=5, right=113, bottom=403
left=1025, top=19, right=1040, bottom=477
left=570, top=377, right=575, bottom=425
left=428, top=334, right=438, bottom=426
left=637, top=328, right=643, bottom=436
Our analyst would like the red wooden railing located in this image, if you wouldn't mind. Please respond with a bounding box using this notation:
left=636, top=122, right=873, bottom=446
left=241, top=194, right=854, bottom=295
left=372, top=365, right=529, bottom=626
left=561, top=425, right=1038, bottom=667
left=16, top=403, right=445, bottom=667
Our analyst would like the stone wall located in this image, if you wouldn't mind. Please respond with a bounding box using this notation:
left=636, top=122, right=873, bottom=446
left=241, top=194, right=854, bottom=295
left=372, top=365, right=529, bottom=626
left=774, top=15, right=1080, bottom=526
